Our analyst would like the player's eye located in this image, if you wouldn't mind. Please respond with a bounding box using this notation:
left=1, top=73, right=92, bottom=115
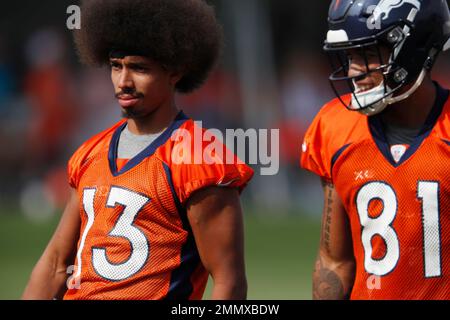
left=130, top=64, right=149, bottom=73
left=110, top=61, right=122, bottom=70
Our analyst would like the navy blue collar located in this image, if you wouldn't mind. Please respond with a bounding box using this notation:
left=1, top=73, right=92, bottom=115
left=108, top=111, right=189, bottom=177
left=368, top=82, right=449, bottom=167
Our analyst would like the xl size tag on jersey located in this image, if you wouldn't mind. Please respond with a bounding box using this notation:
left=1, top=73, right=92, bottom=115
left=390, top=144, right=407, bottom=163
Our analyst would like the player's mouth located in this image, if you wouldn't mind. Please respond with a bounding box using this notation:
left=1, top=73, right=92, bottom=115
left=117, top=94, right=142, bottom=108
left=354, top=81, right=378, bottom=94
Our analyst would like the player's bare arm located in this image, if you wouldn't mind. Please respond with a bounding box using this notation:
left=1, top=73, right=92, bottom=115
left=187, top=187, right=247, bottom=300
left=313, top=179, right=355, bottom=300
left=302, top=0, right=450, bottom=300
left=22, top=189, right=80, bottom=300
left=23, top=0, right=251, bottom=300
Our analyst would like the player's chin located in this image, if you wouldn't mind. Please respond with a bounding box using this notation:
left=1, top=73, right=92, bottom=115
left=121, top=107, right=145, bottom=119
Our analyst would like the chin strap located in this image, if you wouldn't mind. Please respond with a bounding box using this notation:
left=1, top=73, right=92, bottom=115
left=352, top=81, right=392, bottom=116
left=443, top=37, right=450, bottom=51
left=384, top=68, right=427, bottom=105
left=352, top=68, right=427, bottom=116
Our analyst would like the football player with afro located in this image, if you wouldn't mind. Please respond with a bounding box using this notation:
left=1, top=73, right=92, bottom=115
left=23, top=0, right=253, bottom=300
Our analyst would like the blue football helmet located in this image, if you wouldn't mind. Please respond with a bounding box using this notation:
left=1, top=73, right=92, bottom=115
left=324, top=0, right=450, bottom=116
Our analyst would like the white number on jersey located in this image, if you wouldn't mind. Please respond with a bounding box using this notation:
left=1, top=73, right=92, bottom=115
left=76, top=187, right=150, bottom=282
left=356, top=181, right=441, bottom=277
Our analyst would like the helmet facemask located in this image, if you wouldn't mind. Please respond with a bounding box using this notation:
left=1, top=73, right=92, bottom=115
left=325, top=25, right=423, bottom=116
left=324, top=0, right=450, bottom=116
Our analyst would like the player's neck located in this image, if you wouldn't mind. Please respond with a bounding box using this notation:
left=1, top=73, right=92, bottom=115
left=127, top=101, right=179, bottom=135
left=380, top=77, right=437, bottom=129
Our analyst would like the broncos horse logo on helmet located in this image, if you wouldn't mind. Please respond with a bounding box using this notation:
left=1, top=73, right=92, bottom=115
left=372, top=0, right=421, bottom=21
left=324, top=0, right=450, bottom=116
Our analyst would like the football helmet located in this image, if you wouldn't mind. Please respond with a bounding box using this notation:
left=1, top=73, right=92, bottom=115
left=324, top=0, right=450, bottom=116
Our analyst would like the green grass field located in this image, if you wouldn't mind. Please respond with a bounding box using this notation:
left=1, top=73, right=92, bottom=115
left=0, top=207, right=320, bottom=300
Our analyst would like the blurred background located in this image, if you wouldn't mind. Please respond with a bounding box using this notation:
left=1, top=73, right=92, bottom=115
left=0, top=0, right=449, bottom=300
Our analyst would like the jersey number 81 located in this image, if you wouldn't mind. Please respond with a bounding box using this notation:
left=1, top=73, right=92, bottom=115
left=356, top=181, right=441, bottom=278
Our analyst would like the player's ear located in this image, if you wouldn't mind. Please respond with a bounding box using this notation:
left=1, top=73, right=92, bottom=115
left=169, top=71, right=183, bottom=87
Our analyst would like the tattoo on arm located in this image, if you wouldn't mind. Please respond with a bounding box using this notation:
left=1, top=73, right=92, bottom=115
left=313, top=256, right=348, bottom=300
left=321, top=179, right=334, bottom=253
left=315, top=179, right=353, bottom=300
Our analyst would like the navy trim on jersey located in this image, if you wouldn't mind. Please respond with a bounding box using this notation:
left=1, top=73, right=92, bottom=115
left=163, top=163, right=202, bottom=300
left=331, top=143, right=352, bottom=174
left=368, top=83, right=449, bottom=167
left=442, top=139, right=450, bottom=146
left=108, top=111, right=189, bottom=177
left=163, top=162, right=185, bottom=213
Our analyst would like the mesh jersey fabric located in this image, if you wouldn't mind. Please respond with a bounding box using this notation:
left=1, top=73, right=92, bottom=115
left=301, top=84, right=450, bottom=300
left=64, top=111, right=254, bottom=300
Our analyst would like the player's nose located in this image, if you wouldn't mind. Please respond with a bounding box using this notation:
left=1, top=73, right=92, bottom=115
left=118, top=69, right=134, bottom=90
left=348, top=56, right=368, bottom=79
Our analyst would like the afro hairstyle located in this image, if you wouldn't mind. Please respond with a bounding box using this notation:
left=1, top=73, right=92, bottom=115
left=74, top=0, right=223, bottom=93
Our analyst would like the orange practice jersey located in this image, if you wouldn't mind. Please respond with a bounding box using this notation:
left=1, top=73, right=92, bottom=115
left=64, top=111, right=253, bottom=300
left=301, top=84, right=450, bottom=299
